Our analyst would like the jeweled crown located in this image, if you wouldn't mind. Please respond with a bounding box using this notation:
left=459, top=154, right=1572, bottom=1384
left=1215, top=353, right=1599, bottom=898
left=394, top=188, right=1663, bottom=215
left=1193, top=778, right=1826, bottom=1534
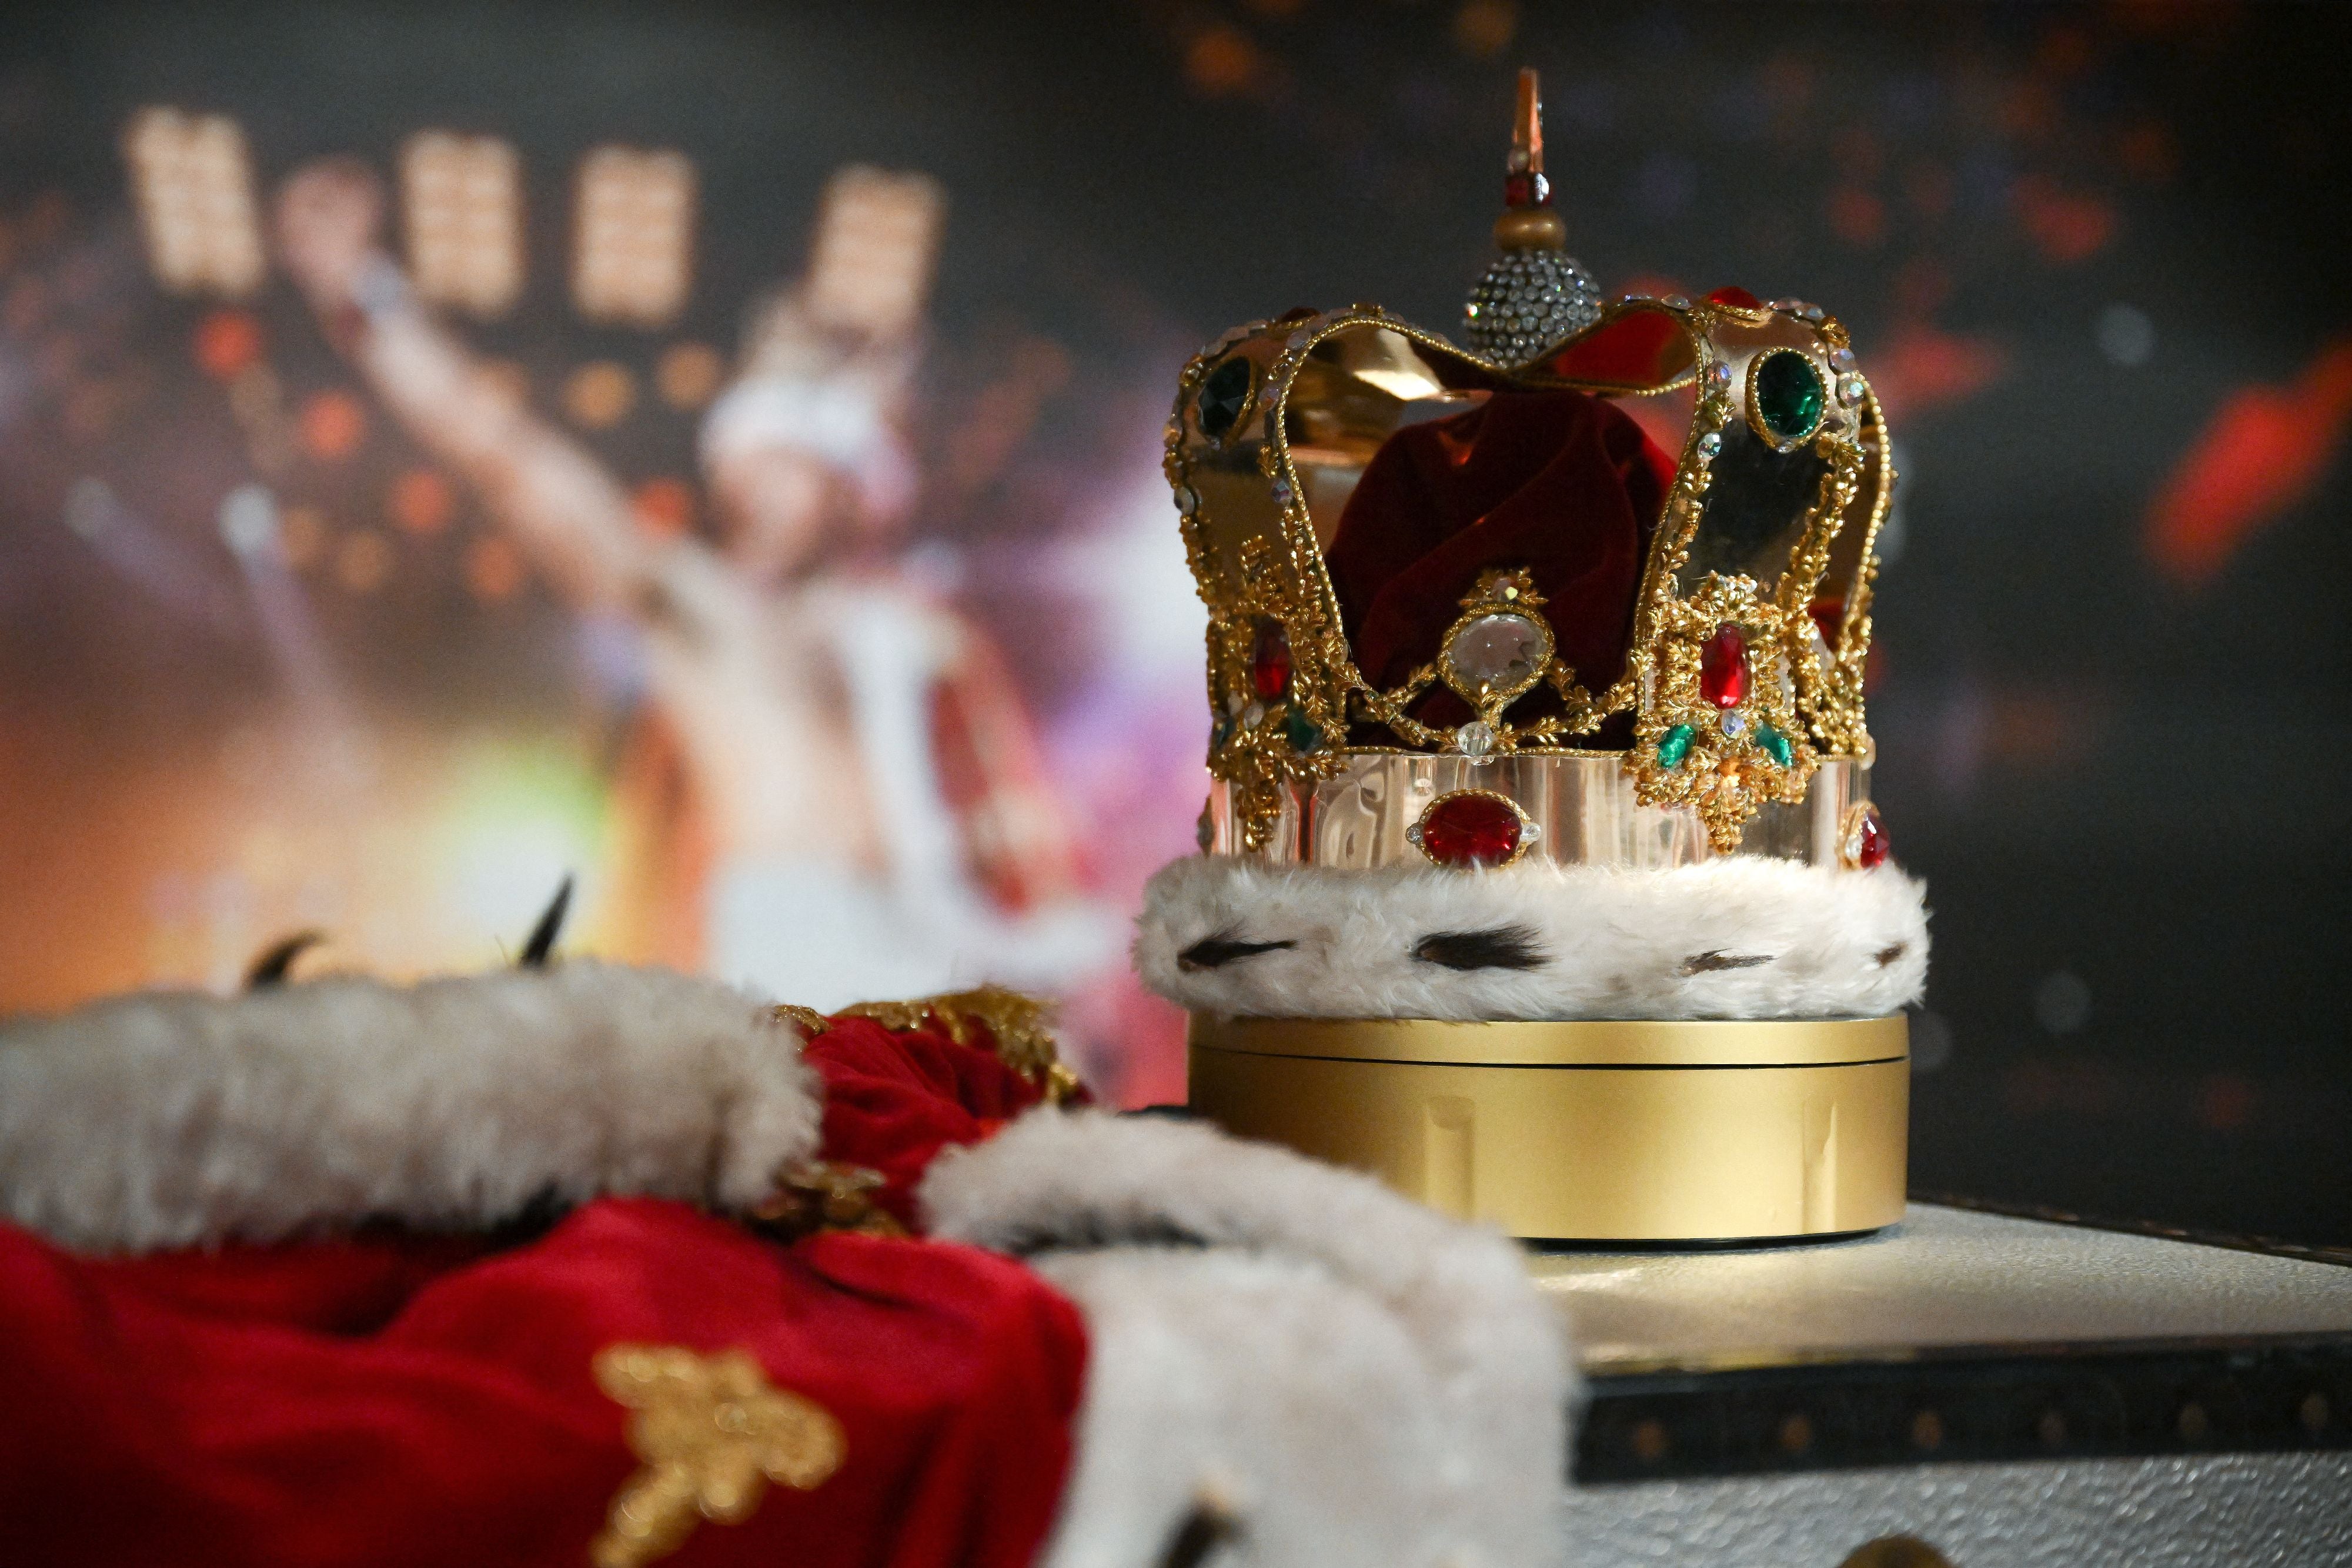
left=1167, top=70, right=1896, bottom=870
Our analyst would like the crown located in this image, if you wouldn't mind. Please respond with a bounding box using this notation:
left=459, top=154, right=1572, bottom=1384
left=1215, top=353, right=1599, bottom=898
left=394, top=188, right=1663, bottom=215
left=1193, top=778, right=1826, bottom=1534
left=1165, top=72, right=1895, bottom=874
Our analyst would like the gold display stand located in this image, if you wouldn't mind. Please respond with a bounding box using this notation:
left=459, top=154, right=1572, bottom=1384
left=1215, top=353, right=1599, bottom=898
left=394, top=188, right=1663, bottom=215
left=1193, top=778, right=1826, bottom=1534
left=1188, top=1014, right=1908, bottom=1243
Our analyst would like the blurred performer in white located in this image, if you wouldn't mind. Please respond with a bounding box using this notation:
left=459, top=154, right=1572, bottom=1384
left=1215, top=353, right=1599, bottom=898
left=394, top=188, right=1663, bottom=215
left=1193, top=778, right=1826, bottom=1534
left=275, top=160, right=1112, bottom=1008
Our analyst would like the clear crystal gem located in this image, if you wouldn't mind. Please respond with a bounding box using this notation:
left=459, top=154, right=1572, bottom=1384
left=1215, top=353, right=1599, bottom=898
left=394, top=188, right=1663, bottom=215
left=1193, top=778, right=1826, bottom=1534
left=1174, top=485, right=1198, bottom=516
left=1709, top=362, right=1733, bottom=389
left=1455, top=721, right=1497, bottom=760
left=1838, top=374, right=1867, bottom=406
left=1243, top=701, right=1266, bottom=727
left=1447, top=612, right=1545, bottom=690
left=1829, top=346, right=1857, bottom=372
left=1719, top=710, right=1748, bottom=738
left=1664, top=293, right=1690, bottom=309
left=1697, top=431, right=1722, bottom=457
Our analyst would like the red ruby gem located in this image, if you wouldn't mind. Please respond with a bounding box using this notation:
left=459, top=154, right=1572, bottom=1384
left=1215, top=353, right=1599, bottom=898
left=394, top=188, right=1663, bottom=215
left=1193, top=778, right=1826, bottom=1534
left=1855, top=807, right=1890, bottom=870
left=1419, top=794, right=1523, bottom=869
left=1807, top=596, right=1845, bottom=650
left=1503, top=171, right=1550, bottom=209
left=1706, top=285, right=1764, bottom=309
left=1700, top=624, right=1748, bottom=708
left=1251, top=619, right=1292, bottom=699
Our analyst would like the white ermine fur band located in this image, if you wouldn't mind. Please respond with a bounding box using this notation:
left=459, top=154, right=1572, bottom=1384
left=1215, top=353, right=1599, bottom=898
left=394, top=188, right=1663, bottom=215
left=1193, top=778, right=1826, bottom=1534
left=0, top=963, right=816, bottom=1253
left=924, top=1109, right=1569, bottom=1568
left=1136, top=853, right=1929, bottom=1021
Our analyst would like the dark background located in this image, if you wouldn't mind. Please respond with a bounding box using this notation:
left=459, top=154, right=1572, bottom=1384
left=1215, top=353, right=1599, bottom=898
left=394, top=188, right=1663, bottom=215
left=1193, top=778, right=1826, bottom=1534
left=1, top=1, right=2346, bottom=1244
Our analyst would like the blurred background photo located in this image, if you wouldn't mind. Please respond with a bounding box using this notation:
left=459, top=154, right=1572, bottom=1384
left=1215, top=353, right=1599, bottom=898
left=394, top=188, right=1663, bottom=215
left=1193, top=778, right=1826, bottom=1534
left=0, top=1, right=2345, bottom=1242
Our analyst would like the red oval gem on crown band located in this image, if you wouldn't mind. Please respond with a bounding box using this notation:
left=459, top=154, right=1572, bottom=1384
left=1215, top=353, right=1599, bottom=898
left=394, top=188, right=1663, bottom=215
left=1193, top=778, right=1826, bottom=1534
left=1700, top=624, right=1748, bottom=709
left=1415, top=793, right=1524, bottom=869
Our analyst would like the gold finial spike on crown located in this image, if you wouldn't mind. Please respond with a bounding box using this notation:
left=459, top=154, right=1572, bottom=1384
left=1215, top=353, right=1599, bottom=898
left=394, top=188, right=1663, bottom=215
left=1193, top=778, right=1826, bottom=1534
left=1509, top=67, right=1543, bottom=177
left=1464, top=68, right=1597, bottom=363
left=1495, top=68, right=1565, bottom=252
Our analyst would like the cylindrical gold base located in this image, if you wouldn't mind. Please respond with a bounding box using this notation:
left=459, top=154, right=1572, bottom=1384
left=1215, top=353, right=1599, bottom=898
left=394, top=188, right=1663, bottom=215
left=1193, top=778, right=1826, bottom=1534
left=1187, top=1015, right=1908, bottom=1243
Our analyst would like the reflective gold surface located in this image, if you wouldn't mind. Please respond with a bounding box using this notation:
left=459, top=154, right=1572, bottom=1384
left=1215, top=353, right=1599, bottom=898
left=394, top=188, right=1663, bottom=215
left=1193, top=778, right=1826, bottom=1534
left=1188, top=1013, right=1909, bottom=1242
left=1193, top=1013, right=1907, bottom=1067
left=1204, top=754, right=1869, bottom=868
left=1167, top=295, right=1895, bottom=853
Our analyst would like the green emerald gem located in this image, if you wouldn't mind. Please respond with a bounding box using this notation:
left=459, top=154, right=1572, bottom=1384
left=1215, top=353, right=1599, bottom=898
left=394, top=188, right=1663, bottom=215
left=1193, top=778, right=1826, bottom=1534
left=1285, top=707, right=1322, bottom=754
left=1196, top=356, right=1254, bottom=440
left=1753, top=352, right=1825, bottom=444
left=1656, top=723, right=1695, bottom=768
left=1756, top=723, right=1794, bottom=768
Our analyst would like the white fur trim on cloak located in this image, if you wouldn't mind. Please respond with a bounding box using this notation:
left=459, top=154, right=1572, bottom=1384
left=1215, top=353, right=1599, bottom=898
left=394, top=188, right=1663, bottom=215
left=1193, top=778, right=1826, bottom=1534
left=923, top=1109, right=1569, bottom=1568
left=0, top=962, right=816, bottom=1253
left=1135, top=853, right=1929, bottom=1022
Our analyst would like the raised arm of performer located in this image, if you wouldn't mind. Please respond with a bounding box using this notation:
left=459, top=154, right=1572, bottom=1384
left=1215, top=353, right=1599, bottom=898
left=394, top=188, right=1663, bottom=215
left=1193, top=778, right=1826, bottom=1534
left=273, top=159, right=709, bottom=616
left=273, top=158, right=882, bottom=882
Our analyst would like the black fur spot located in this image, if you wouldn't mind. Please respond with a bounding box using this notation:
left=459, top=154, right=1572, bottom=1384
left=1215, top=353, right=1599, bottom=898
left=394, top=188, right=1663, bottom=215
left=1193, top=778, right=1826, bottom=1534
left=1157, top=1493, right=1242, bottom=1568
left=244, top=930, right=325, bottom=989
left=1875, top=942, right=1908, bottom=967
left=1177, top=934, right=1295, bottom=971
left=994, top=1215, right=1212, bottom=1257
left=1680, top=950, right=1774, bottom=975
left=1412, top=926, right=1547, bottom=971
left=517, top=875, right=574, bottom=968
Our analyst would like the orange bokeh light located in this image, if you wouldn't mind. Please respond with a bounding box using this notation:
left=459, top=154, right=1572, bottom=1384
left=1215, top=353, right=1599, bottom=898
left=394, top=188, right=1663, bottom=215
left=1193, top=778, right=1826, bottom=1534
left=389, top=469, right=455, bottom=536
left=299, top=389, right=368, bottom=462
left=192, top=309, right=262, bottom=381
left=464, top=536, right=524, bottom=603
left=630, top=477, right=694, bottom=540
left=2147, top=338, right=2352, bottom=585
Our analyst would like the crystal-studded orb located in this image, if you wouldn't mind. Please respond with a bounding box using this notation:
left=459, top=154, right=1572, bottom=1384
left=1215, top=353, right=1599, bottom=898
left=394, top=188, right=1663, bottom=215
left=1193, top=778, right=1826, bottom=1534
left=1445, top=611, right=1546, bottom=694
left=1462, top=249, right=1603, bottom=367
left=1415, top=791, right=1525, bottom=869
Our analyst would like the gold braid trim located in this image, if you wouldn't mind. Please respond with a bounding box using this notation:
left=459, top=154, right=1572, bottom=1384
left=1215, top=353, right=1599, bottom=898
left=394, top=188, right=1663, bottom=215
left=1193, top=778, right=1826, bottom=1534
left=590, top=1345, right=844, bottom=1568
left=779, top=985, right=1081, bottom=1105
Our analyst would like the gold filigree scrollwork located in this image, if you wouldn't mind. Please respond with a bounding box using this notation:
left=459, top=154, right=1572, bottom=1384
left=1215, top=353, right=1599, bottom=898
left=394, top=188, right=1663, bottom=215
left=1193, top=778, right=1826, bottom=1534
left=1168, top=296, right=1890, bottom=854
left=590, top=1345, right=844, bottom=1568
left=1200, top=530, right=1346, bottom=850
left=1625, top=573, right=1820, bottom=852
left=1790, top=366, right=1891, bottom=759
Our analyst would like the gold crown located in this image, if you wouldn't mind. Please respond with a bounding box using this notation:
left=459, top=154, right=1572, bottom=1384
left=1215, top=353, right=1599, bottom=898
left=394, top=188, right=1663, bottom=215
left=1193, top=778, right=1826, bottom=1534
left=1166, top=73, right=1895, bottom=865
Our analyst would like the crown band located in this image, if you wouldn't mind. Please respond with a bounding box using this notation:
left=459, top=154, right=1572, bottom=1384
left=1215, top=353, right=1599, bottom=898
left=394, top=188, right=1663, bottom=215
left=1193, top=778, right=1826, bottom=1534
left=1202, top=754, right=1872, bottom=871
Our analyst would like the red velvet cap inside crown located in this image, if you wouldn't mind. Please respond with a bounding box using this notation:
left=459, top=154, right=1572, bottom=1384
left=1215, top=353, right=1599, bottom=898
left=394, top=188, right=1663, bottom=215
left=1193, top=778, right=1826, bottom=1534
left=1322, top=389, right=1676, bottom=738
